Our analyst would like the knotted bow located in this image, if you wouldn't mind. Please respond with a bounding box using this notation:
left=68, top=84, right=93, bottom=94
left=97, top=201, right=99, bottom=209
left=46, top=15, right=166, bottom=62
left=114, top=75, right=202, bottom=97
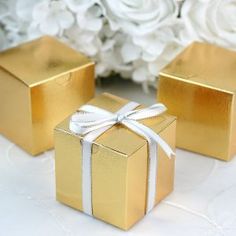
left=70, top=101, right=175, bottom=216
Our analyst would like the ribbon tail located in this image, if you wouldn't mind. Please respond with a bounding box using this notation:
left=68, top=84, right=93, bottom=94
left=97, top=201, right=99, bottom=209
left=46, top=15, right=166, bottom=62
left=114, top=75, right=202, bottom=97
left=81, top=138, right=93, bottom=216
left=130, top=121, right=175, bottom=159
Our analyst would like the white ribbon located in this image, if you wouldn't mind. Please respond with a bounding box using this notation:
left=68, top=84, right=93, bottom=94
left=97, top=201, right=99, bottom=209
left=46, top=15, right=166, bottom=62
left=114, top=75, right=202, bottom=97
left=69, top=102, right=175, bottom=216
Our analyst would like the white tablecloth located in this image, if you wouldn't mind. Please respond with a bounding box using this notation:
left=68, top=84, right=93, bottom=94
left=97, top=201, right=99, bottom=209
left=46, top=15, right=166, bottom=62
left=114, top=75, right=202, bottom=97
left=1, top=79, right=236, bottom=236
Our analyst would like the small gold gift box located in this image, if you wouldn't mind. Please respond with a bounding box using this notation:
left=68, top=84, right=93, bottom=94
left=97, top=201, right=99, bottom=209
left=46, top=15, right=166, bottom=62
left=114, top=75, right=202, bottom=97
left=0, top=36, right=94, bottom=155
left=158, top=42, right=236, bottom=161
left=54, top=93, right=176, bottom=230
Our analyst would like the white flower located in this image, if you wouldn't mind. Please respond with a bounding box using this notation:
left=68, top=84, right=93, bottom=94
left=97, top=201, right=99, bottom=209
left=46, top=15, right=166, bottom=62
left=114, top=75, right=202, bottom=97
left=147, top=41, right=183, bottom=76
left=132, top=60, right=152, bottom=83
left=16, top=0, right=38, bottom=22
left=180, top=0, right=236, bottom=48
left=100, top=0, right=182, bottom=86
left=62, top=1, right=105, bottom=63
left=76, top=4, right=103, bottom=32
left=95, top=32, right=133, bottom=77
left=30, top=0, right=74, bottom=36
left=102, top=0, right=177, bottom=35
left=2, top=17, right=29, bottom=46
left=64, top=25, right=101, bottom=56
left=133, top=24, right=180, bottom=62
left=65, top=0, right=103, bottom=32
left=120, top=40, right=142, bottom=63
left=0, top=0, right=34, bottom=47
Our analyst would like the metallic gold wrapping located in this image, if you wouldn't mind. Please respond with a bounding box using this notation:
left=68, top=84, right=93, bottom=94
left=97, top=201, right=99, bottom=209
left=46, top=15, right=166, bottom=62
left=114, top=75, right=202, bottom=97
left=0, top=36, right=94, bottom=155
left=158, top=42, right=236, bottom=161
left=54, top=93, right=176, bottom=230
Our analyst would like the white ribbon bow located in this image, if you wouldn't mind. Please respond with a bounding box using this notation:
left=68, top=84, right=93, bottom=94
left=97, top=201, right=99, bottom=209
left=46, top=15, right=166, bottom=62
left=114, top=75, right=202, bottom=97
left=69, top=101, right=175, bottom=216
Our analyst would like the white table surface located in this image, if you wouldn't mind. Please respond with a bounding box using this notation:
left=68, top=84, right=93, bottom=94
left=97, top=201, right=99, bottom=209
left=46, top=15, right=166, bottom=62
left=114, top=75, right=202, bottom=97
left=1, top=79, right=236, bottom=236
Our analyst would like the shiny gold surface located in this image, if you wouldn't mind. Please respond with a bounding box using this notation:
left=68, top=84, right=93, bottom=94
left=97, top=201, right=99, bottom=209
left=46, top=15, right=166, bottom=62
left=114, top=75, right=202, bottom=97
left=161, top=42, right=236, bottom=93
left=55, top=93, right=176, bottom=230
left=0, top=36, right=94, bottom=155
left=0, top=36, right=92, bottom=87
left=158, top=42, right=236, bottom=161
left=0, top=69, right=32, bottom=152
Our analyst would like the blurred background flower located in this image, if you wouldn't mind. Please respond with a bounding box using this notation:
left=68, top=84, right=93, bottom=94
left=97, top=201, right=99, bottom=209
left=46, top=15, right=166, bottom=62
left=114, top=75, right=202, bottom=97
left=179, top=0, right=236, bottom=49
left=0, top=0, right=235, bottom=89
left=30, top=0, right=74, bottom=36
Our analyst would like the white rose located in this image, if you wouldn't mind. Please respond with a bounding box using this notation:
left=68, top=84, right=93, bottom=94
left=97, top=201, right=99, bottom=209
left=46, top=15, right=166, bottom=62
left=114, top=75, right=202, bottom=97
left=102, top=0, right=177, bottom=35
left=180, top=0, right=236, bottom=48
left=100, top=0, right=182, bottom=86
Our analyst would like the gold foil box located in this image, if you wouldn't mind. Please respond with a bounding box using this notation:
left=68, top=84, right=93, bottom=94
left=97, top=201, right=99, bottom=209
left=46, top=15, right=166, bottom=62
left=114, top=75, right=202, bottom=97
left=0, top=36, right=94, bottom=155
left=54, top=93, right=176, bottom=230
left=158, top=42, right=236, bottom=161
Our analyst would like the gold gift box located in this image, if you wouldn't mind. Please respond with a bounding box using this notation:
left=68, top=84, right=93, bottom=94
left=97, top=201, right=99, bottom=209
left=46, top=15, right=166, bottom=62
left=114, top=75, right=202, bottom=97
left=158, top=42, right=236, bottom=161
left=0, top=36, right=94, bottom=155
left=54, top=93, right=176, bottom=230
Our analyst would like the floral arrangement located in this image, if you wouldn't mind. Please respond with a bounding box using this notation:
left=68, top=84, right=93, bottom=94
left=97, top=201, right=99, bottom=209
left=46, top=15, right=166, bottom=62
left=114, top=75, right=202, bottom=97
left=0, top=0, right=235, bottom=89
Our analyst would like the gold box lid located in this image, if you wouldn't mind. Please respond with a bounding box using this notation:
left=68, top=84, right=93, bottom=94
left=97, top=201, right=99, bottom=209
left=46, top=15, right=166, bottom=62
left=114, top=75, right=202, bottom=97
left=55, top=93, right=176, bottom=157
left=160, top=42, right=236, bottom=93
left=0, top=36, right=93, bottom=87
